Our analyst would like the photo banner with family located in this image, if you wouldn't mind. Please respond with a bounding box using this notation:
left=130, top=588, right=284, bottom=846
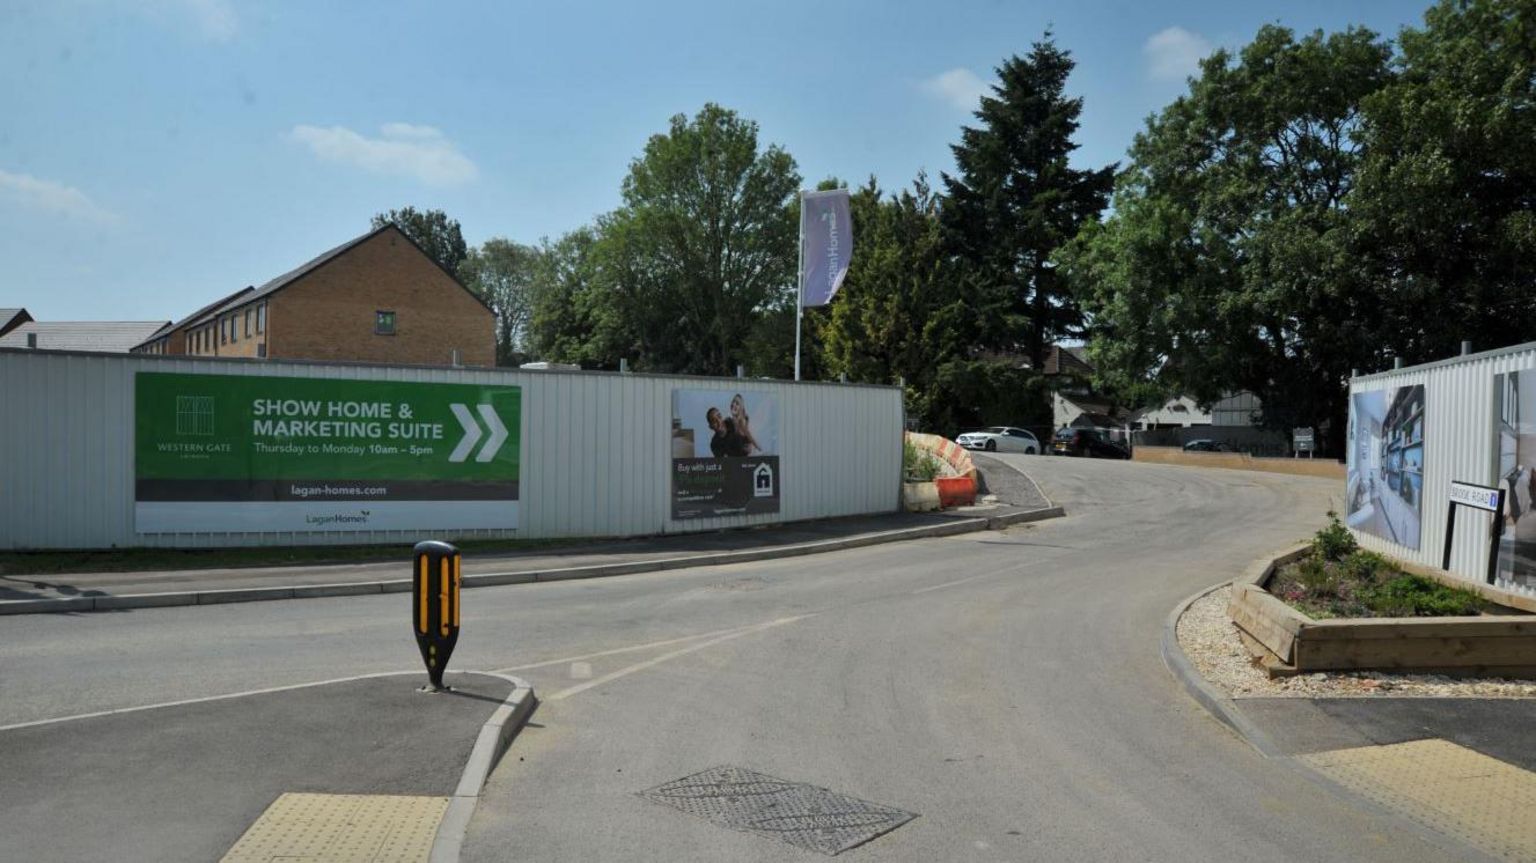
left=1496, top=370, right=1536, bottom=589
left=670, top=389, right=780, bottom=520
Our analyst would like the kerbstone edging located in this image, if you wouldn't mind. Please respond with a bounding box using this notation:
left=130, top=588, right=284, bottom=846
left=0, top=506, right=1067, bottom=616
left=1160, top=580, right=1283, bottom=758
left=430, top=671, right=537, bottom=863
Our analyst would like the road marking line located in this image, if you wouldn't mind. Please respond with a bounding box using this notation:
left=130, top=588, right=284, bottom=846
left=490, top=622, right=768, bottom=673
left=912, top=574, right=993, bottom=594
left=545, top=615, right=811, bottom=701
left=0, top=670, right=513, bottom=733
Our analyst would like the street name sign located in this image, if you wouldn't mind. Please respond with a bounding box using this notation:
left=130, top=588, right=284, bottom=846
left=1448, top=480, right=1501, bottom=512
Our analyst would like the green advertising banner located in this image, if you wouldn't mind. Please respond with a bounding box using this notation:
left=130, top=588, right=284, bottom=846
left=135, top=372, right=521, bottom=533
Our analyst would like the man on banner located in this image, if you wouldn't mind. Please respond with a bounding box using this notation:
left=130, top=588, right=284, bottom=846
left=794, top=188, right=853, bottom=379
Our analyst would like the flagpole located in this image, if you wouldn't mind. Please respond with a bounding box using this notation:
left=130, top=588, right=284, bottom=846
left=794, top=190, right=805, bottom=382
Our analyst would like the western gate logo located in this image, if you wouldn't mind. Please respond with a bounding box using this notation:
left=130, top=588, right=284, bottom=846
left=448, top=403, right=511, bottom=463
left=175, top=395, right=215, bottom=436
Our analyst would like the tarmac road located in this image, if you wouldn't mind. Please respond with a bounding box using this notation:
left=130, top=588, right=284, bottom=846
left=0, top=456, right=1483, bottom=861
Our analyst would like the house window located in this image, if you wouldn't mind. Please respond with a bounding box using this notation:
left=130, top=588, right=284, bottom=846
left=256, top=303, right=266, bottom=334
left=375, top=310, right=396, bottom=335
left=244, top=309, right=252, bottom=337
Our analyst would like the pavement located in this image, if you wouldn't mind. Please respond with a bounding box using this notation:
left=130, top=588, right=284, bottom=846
left=0, top=457, right=1056, bottom=612
left=0, top=671, right=522, bottom=863
left=3, top=453, right=1531, bottom=861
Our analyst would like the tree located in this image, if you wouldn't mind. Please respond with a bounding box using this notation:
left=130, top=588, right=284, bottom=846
left=1062, top=25, right=1393, bottom=453
left=1352, top=0, right=1536, bottom=362
left=524, top=227, right=626, bottom=368
left=598, top=103, right=800, bottom=375
left=460, top=238, right=538, bottom=366
left=371, top=207, right=469, bottom=277
left=942, top=38, right=1115, bottom=372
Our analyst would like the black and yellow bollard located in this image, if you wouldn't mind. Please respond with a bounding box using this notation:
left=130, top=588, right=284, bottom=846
left=412, top=540, right=461, bottom=691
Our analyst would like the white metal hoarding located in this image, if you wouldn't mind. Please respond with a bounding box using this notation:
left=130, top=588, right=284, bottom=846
left=0, top=349, right=903, bottom=549
left=1350, top=340, right=1536, bottom=598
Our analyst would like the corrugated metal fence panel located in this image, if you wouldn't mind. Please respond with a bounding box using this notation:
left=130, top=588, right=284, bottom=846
left=0, top=349, right=902, bottom=549
left=1351, top=342, right=1536, bottom=598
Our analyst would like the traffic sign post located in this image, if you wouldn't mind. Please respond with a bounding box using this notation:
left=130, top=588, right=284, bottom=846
left=1292, top=427, right=1315, bottom=459
left=412, top=540, right=462, bottom=690
left=1442, top=481, right=1505, bottom=584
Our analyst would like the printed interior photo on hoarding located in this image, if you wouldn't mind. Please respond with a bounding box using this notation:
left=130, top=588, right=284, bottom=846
left=670, top=389, right=780, bottom=520
left=1497, top=370, right=1536, bottom=589
left=1346, top=384, right=1426, bottom=550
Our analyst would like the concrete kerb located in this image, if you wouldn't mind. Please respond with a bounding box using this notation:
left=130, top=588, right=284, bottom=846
left=430, top=671, right=538, bottom=863
left=1160, top=580, right=1283, bottom=758
left=0, top=507, right=1068, bottom=616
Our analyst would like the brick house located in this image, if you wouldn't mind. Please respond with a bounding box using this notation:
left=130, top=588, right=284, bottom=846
left=134, top=225, right=494, bottom=366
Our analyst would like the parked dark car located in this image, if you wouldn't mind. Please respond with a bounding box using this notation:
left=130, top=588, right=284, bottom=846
left=1051, top=428, right=1131, bottom=459
left=1182, top=439, right=1234, bottom=453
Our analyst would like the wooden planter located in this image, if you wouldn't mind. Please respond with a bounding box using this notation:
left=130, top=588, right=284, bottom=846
left=1229, top=545, right=1536, bottom=678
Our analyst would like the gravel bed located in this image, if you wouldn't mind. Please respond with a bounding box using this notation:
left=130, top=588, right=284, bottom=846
left=1177, top=583, right=1536, bottom=699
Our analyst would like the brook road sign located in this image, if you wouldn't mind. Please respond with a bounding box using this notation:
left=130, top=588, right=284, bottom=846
left=1443, top=480, right=1506, bottom=583
left=135, top=372, right=521, bottom=533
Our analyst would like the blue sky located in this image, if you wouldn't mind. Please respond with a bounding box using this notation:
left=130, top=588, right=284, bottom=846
left=1, top=0, right=1429, bottom=322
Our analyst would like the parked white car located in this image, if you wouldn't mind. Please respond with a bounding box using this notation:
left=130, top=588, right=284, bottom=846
left=956, top=426, right=1040, bottom=454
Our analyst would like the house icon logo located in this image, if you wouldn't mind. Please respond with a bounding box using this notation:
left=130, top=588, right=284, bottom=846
left=752, top=462, right=774, bottom=498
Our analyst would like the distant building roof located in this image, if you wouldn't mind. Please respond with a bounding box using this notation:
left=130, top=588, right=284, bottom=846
left=1045, top=345, right=1094, bottom=377
left=132, top=286, right=256, bottom=349
left=0, top=308, right=32, bottom=337
left=1071, top=411, right=1123, bottom=429
left=1, top=320, right=173, bottom=352
left=178, top=223, right=489, bottom=330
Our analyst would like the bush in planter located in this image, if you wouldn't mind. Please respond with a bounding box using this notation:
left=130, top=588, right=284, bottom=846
left=902, top=439, right=941, bottom=481
left=1312, top=511, right=1357, bottom=562
left=1362, top=574, right=1483, bottom=618
left=1274, top=518, right=1488, bottom=618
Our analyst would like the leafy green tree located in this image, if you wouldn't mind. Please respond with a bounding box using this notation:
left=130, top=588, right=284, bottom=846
left=524, top=228, right=618, bottom=367
left=460, top=238, right=538, bottom=366
left=598, top=104, right=800, bottom=375
left=942, top=38, right=1115, bottom=371
left=1062, top=25, right=1393, bottom=452
left=1353, top=0, right=1536, bottom=361
left=371, top=207, right=469, bottom=277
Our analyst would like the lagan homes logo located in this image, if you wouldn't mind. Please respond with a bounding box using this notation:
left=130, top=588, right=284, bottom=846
left=306, top=509, right=372, bottom=527
left=753, top=462, right=775, bottom=498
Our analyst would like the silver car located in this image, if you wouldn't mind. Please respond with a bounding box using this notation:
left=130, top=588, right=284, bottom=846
left=956, top=426, right=1040, bottom=454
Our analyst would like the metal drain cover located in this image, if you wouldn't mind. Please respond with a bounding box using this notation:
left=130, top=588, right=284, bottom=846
left=639, top=766, right=917, bottom=856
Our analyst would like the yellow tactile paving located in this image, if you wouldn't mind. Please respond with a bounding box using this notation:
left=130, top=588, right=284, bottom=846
left=220, top=792, right=449, bottom=863
left=1301, top=738, right=1536, bottom=862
